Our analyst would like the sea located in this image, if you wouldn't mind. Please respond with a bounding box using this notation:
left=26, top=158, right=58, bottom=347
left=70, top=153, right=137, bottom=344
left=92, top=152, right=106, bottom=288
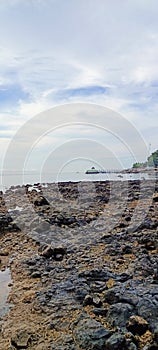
left=0, top=170, right=156, bottom=192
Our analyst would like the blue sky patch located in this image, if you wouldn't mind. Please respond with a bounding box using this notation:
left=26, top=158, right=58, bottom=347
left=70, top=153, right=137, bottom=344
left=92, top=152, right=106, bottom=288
left=0, top=83, right=30, bottom=107
left=54, top=85, right=109, bottom=100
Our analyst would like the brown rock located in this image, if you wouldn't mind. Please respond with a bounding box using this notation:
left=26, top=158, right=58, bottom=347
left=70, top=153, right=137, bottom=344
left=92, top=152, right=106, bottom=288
left=106, top=278, right=115, bottom=289
left=11, top=329, right=31, bottom=348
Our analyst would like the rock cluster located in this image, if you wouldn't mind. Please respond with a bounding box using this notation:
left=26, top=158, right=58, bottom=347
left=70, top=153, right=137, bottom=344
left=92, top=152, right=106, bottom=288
left=0, top=179, right=158, bottom=349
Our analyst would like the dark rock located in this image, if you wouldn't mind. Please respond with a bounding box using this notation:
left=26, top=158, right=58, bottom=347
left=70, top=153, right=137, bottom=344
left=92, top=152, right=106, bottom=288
left=134, top=256, right=155, bottom=277
left=122, top=245, right=133, bottom=254
left=0, top=214, right=19, bottom=233
left=138, top=219, right=158, bottom=231
left=88, top=281, right=107, bottom=293
left=0, top=249, right=9, bottom=256
left=73, top=314, right=111, bottom=349
left=78, top=268, right=113, bottom=282
left=107, top=303, right=133, bottom=327
left=40, top=245, right=54, bottom=258
left=34, top=196, right=49, bottom=206
left=54, top=253, right=63, bottom=261
left=104, top=288, right=120, bottom=304
left=93, top=308, right=108, bottom=316
left=49, top=334, right=76, bottom=350
left=40, top=244, right=66, bottom=260
left=153, top=194, right=158, bottom=202
left=83, top=294, right=93, bottom=306
left=125, top=215, right=132, bottom=222
left=137, top=298, right=158, bottom=328
left=143, top=345, right=158, bottom=350
left=116, top=272, right=131, bottom=282
left=105, top=333, right=126, bottom=350
left=31, top=271, right=41, bottom=278
left=126, top=315, right=149, bottom=335
left=92, top=296, right=102, bottom=307
left=75, top=288, right=88, bottom=303
left=153, top=324, right=158, bottom=343
left=24, top=256, right=41, bottom=266
left=3, top=180, right=158, bottom=350
left=126, top=343, right=137, bottom=350
left=104, top=284, right=137, bottom=306
left=53, top=246, right=67, bottom=260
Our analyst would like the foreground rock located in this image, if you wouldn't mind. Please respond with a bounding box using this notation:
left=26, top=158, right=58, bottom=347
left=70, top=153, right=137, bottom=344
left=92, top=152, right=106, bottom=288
left=0, top=179, right=157, bottom=349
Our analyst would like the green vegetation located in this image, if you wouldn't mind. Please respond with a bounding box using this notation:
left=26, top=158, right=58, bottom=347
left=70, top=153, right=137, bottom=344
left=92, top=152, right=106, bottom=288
left=133, top=149, right=158, bottom=169
left=133, top=162, right=146, bottom=169
left=147, top=150, right=158, bottom=168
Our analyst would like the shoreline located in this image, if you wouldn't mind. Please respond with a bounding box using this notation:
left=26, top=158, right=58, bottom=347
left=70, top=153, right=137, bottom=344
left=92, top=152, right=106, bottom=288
left=1, top=168, right=158, bottom=193
left=0, top=179, right=158, bottom=349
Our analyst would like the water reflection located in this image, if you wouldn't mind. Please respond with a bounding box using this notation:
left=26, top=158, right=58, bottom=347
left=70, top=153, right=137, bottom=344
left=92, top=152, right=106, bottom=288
left=0, top=268, right=12, bottom=317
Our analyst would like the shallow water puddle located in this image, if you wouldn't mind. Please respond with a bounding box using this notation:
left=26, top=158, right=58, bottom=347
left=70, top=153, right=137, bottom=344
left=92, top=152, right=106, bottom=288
left=0, top=268, right=12, bottom=317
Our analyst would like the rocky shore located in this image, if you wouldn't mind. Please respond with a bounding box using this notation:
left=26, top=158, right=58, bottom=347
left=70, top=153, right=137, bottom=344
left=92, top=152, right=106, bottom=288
left=0, top=179, right=158, bottom=349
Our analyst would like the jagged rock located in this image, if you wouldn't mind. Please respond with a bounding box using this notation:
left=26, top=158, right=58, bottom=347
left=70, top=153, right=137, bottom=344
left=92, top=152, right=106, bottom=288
left=1, top=179, right=158, bottom=349
left=107, top=303, right=133, bottom=327
left=126, top=342, right=137, bottom=350
left=93, top=307, right=108, bottom=316
left=83, top=294, right=93, bottom=306
left=105, top=333, right=126, bottom=350
left=126, top=315, right=149, bottom=335
left=137, top=298, right=158, bottom=329
left=73, top=314, right=111, bottom=349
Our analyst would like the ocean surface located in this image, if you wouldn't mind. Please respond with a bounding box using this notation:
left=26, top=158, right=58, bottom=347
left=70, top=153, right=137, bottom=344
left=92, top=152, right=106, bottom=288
left=0, top=268, right=11, bottom=317
left=0, top=170, right=156, bottom=191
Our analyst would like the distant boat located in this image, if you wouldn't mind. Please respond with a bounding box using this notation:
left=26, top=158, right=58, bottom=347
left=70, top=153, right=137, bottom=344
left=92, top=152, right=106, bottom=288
left=85, top=167, right=100, bottom=174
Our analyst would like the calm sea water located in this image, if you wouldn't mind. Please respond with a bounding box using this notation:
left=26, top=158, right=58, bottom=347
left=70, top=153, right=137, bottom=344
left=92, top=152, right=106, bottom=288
left=0, top=170, right=155, bottom=191
left=0, top=268, right=11, bottom=317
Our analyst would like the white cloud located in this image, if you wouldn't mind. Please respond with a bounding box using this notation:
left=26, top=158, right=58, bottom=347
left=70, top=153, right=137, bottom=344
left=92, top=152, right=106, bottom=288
left=18, top=99, right=52, bottom=118
left=0, top=0, right=158, bottom=172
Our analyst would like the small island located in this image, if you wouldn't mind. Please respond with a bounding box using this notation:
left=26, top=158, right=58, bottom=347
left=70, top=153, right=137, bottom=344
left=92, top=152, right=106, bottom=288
left=85, top=167, right=100, bottom=174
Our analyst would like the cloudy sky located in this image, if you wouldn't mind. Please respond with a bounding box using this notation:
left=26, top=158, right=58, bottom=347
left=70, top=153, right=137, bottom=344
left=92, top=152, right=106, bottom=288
left=0, top=0, right=158, bottom=176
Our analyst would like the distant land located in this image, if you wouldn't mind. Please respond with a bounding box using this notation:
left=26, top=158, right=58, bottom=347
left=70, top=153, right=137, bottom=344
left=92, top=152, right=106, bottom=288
left=132, top=149, right=158, bottom=169
left=85, top=150, right=158, bottom=175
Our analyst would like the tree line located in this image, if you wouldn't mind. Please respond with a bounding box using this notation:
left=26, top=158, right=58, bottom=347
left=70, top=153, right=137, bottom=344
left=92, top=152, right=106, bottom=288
left=133, top=150, right=158, bottom=169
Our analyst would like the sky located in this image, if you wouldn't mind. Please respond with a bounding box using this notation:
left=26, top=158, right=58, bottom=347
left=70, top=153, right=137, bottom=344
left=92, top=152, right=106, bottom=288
left=0, top=0, right=158, bottom=175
